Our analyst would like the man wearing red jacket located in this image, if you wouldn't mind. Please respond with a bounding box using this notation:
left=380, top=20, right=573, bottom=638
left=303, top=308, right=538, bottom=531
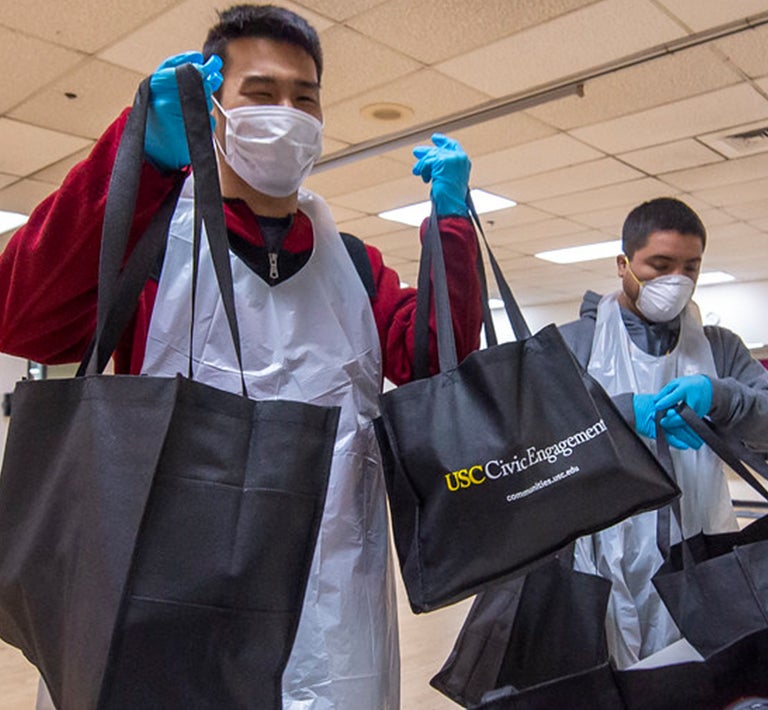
left=0, top=4, right=481, bottom=709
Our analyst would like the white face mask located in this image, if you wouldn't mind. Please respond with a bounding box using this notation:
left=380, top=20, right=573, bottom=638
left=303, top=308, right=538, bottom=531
left=625, top=260, right=695, bottom=322
left=212, top=97, right=323, bottom=197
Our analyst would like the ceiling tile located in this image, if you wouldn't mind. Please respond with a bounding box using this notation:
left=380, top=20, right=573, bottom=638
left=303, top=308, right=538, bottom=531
left=336, top=214, right=404, bottom=239
left=365, top=225, right=425, bottom=253
left=329, top=174, right=429, bottom=214
left=346, top=0, right=597, bottom=65
left=696, top=207, right=741, bottom=227
left=1, top=0, right=765, bottom=324
left=481, top=218, right=586, bottom=249
left=572, top=196, right=719, bottom=234
left=722, top=200, right=768, bottom=222
left=518, top=289, right=582, bottom=307
left=570, top=84, right=768, bottom=153
left=305, top=155, right=410, bottom=198
left=714, top=24, right=768, bottom=79
left=436, top=0, right=685, bottom=98
left=319, top=135, right=348, bottom=156
left=569, top=204, right=633, bottom=230
left=706, top=221, right=762, bottom=246
left=619, top=139, right=724, bottom=174
left=97, top=0, right=223, bottom=74
left=493, top=254, right=550, bottom=274
left=697, top=118, right=768, bottom=160
left=475, top=205, right=553, bottom=231
left=529, top=177, right=672, bottom=215
left=318, top=26, right=420, bottom=105
left=322, top=69, right=489, bottom=145
left=490, top=157, right=642, bottom=203
left=512, top=228, right=617, bottom=255
left=0, top=28, right=83, bottom=115
left=716, top=257, right=768, bottom=282
left=382, top=112, right=558, bottom=168
left=0, top=175, right=17, bottom=193
left=8, top=60, right=144, bottom=140
left=391, top=260, right=419, bottom=288
left=98, top=0, right=332, bottom=75
left=0, top=119, right=92, bottom=176
left=527, top=46, right=739, bottom=130
left=691, top=176, right=768, bottom=207
left=660, top=151, right=768, bottom=192
left=30, top=146, right=94, bottom=186
left=0, top=179, right=57, bottom=214
left=471, top=134, right=604, bottom=186
left=324, top=203, right=365, bottom=224
left=0, top=0, right=183, bottom=53
left=291, top=0, right=387, bottom=22
left=656, top=0, right=768, bottom=32
left=703, top=231, right=766, bottom=267
left=672, top=193, right=718, bottom=214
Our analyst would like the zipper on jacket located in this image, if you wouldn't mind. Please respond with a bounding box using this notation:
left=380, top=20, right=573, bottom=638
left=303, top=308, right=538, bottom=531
left=268, top=252, right=279, bottom=281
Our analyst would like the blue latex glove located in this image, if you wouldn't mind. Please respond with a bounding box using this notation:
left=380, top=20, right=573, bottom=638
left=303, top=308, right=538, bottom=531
left=633, top=394, right=693, bottom=449
left=659, top=408, right=704, bottom=450
left=145, top=51, right=223, bottom=172
left=653, top=375, right=713, bottom=417
left=633, top=393, right=658, bottom=440
left=412, top=133, right=471, bottom=217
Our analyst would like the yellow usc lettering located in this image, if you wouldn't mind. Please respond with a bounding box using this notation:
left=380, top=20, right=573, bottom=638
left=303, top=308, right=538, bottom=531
left=444, top=465, right=486, bottom=492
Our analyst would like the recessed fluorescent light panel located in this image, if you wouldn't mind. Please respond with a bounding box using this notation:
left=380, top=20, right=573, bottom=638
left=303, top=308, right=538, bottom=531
left=378, top=189, right=516, bottom=227
left=0, top=210, right=28, bottom=234
left=696, top=271, right=735, bottom=286
left=535, top=239, right=622, bottom=264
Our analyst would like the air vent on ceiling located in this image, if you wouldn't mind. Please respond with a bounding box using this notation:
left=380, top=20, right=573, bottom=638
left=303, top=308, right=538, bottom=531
left=699, top=121, right=768, bottom=158
left=722, top=126, right=768, bottom=152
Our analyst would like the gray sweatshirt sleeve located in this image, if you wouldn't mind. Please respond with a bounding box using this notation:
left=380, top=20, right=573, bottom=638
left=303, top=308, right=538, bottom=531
left=705, top=326, right=768, bottom=452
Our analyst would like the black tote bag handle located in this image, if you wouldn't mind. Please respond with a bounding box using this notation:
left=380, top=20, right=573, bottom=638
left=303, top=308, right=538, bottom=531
left=78, top=64, right=247, bottom=394
left=654, top=405, right=768, bottom=559
left=676, top=405, right=768, bottom=500
left=413, top=193, right=534, bottom=379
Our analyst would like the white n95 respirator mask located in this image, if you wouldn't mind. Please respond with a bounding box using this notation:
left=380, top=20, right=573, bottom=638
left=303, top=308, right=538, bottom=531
left=212, top=97, right=323, bottom=197
left=624, top=259, right=695, bottom=322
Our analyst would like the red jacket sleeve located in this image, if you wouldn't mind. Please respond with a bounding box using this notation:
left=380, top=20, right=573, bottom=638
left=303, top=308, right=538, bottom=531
left=368, top=216, right=482, bottom=386
left=0, top=108, right=184, bottom=365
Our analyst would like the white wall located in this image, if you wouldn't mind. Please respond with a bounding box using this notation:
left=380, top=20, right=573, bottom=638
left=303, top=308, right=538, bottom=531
left=0, top=354, right=28, bottom=462
left=692, top=280, right=768, bottom=348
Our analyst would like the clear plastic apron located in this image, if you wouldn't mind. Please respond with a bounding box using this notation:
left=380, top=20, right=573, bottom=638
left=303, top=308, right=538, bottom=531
left=573, top=292, right=736, bottom=669
left=142, top=179, right=400, bottom=709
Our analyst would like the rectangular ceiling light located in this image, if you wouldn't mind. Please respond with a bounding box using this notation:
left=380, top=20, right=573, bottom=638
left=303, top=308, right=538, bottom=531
left=696, top=270, right=735, bottom=286
left=535, top=239, right=622, bottom=264
left=378, top=189, right=516, bottom=227
left=0, top=210, right=28, bottom=234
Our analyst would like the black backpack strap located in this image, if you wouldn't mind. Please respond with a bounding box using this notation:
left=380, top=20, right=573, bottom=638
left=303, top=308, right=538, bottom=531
left=340, top=232, right=377, bottom=299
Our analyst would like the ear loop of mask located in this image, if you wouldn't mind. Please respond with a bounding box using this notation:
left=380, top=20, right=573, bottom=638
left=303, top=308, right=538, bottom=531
left=622, top=255, right=644, bottom=288
left=210, top=95, right=227, bottom=158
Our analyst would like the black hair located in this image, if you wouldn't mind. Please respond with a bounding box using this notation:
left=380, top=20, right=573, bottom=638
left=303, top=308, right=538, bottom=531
left=203, top=4, right=323, bottom=81
left=622, top=197, right=706, bottom=258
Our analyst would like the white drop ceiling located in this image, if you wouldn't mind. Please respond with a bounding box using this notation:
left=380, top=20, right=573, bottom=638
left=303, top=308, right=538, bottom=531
left=2, top=0, right=768, bottom=308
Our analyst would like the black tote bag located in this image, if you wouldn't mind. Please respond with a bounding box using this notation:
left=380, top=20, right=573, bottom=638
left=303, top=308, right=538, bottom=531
left=652, top=405, right=768, bottom=659
left=375, top=199, right=679, bottom=612
left=431, top=420, right=768, bottom=709
left=431, top=553, right=768, bottom=709
left=0, top=66, right=340, bottom=710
